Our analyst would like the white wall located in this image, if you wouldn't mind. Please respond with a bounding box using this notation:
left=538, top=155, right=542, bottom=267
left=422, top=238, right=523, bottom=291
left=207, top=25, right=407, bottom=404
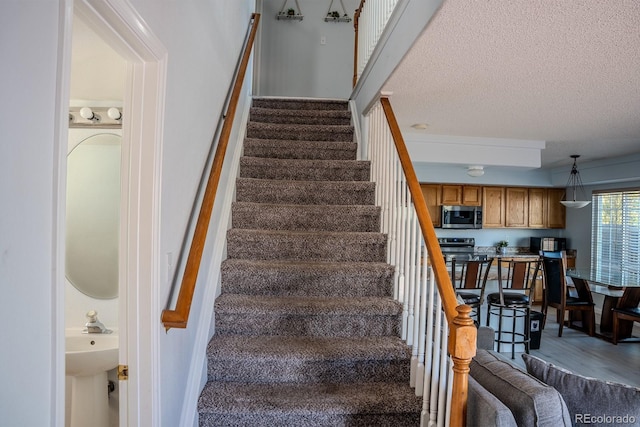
left=124, top=1, right=254, bottom=426
left=256, top=0, right=359, bottom=98
left=0, top=2, right=66, bottom=426
left=0, top=1, right=254, bottom=426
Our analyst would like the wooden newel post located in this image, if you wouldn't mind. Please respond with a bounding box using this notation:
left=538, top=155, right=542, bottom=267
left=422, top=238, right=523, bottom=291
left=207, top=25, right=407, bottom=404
left=448, top=304, right=477, bottom=427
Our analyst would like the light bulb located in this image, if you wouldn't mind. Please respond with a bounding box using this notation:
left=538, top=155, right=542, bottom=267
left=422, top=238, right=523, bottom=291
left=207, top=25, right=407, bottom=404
left=79, top=107, right=94, bottom=120
left=107, top=107, right=122, bottom=120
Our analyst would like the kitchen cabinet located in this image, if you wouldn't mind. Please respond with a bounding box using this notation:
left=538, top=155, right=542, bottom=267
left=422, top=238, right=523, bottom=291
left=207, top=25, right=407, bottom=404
left=528, top=188, right=547, bottom=229
left=482, top=187, right=505, bottom=228
left=529, top=188, right=566, bottom=229
left=546, top=188, right=566, bottom=229
left=462, top=185, right=482, bottom=206
left=421, top=184, right=442, bottom=227
left=505, top=187, right=529, bottom=227
left=441, top=185, right=482, bottom=206
left=441, top=185, right=462, bottom=205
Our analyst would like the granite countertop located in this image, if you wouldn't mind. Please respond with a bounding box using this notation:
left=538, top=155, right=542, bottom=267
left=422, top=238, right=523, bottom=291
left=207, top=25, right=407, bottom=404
left=475, top=246, right=576, bottom=259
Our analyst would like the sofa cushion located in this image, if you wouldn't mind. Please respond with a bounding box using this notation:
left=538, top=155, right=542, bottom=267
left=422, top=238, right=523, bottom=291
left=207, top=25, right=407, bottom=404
left=470, top=350, right=571, bottom=426
left=467, top=375, right=517, bottom=427
left=522, top=354, right=640, bottom=427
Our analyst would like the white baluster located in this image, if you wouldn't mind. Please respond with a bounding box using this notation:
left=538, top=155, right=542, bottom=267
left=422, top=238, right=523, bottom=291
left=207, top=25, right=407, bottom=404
left=415, top=254, right=428, bottom=396
left=406, top=203, right=417, bottom=346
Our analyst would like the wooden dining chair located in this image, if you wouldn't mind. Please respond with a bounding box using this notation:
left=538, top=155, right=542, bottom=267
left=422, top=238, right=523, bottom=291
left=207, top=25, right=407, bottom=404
left=541, top=255, right=595, bottom=337
left=450, top=258, right=493, bottom=325
left=612, top=287, right=640, bottom=345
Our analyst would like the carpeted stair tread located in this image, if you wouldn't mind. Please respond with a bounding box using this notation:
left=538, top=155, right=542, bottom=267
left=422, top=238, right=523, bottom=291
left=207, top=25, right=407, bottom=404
left=250, top=107, right=352, bottom=125
left=220, top=259, right=394, bottom=297
left=231, top=202, right=380, bottom=232
left=251, top=97, right=349, bottom=111
left=208, top=335, right=410, bottom=362
left=226, top=229, right=387, bottom=262
left=198, top=381, right=421, bottom=426
left=206, top=335, right=412, bottom=384
left=214, top=295, right=401, bottom=337
left=235, top=178, right=376, bottom=205
left=243, top=138, right=357, bottom=160
left=240, top=157, right=370, bottom=181
left=247, top=122, right=354, bottom=142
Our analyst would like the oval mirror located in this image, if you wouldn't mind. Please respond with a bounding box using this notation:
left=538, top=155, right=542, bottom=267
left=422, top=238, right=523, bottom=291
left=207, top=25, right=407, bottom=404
left=66, top=133, right=121, bottom=299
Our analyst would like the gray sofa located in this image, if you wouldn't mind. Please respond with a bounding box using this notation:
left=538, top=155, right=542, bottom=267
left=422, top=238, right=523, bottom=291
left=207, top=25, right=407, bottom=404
left=468, top=329, right=640, bottom=426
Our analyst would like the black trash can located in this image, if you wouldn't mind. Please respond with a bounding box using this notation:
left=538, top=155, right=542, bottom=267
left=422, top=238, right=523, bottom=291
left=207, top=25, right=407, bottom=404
left=529, top=311, right=543, bottom=350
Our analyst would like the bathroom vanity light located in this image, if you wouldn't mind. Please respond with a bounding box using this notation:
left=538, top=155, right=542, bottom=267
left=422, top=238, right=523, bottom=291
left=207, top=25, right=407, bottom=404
left=69, top=106, right=122, bottom=128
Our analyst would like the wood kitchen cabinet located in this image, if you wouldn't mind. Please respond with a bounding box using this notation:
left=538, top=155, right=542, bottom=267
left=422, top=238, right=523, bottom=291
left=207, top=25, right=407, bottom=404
left=421, top=184, right=442, bottom=227
left=505, top=187, right=529, bottom=227
left=441, top=185, right=462, bottom=205
left=528, top=188, right=566, bottom=229
left=546, top=188, right=566, bottom=228
left=528, top=188, right=547, bottom=228
left=482, top=187, right=505, bottom=228
left=462, top=185, right=482, bottom=206
left=441, top=184, right=482, bottom=206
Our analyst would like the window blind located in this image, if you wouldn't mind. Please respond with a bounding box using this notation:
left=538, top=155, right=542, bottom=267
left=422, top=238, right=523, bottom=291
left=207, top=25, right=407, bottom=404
left=591, top=190, right=640, bottom=281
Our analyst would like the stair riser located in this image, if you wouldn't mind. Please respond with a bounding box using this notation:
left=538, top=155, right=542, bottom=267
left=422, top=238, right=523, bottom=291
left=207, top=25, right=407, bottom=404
left=246, top=123, right=354, bottom=142
left=250, top=110, right=351, bottom=126
left=243, top=139, right=357, bottom=160
left=231, top=204, right=380, bottom=232
left=215, top=313, right=401, bottom=337
left=200, top=413, right=420, bottom=427
left=226, top=232, right=387, bottom=262
left=252, top=98, right=349, bottom=111
left=207, top=359, right=410, bottom=384
left=239, top=161, right=370, bottom=181
left=236, top=179, right=375, bottom=205
left=220, top=261, right=394, bottom=297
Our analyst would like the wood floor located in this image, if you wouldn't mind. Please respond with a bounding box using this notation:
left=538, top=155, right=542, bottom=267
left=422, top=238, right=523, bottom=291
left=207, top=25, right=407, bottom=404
left=506, top=317, right=640, bottom=387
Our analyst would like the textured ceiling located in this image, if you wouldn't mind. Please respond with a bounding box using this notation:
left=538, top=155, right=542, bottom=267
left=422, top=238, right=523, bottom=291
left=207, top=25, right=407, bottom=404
left=384, top=0, right=640, bottom=169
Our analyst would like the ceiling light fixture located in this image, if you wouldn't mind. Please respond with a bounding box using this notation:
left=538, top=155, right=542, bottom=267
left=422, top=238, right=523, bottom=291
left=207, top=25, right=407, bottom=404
left=467, top=165, right=484, bottom=177
left=410, top=123, right=429, bottom=130
left=560, top=155, right=591, bottom=209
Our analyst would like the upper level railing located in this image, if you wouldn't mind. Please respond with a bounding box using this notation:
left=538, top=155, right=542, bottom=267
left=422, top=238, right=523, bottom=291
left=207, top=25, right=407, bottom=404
left=367, top=96, right=477, bottom=426
left=353, top=0, right=399, bottom=87
left=161, top=13, right=261, bottom=330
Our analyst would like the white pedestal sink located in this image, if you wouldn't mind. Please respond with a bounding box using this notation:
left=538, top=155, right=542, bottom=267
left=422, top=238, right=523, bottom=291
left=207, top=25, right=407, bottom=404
left=65, top=329, right=118, bottom=427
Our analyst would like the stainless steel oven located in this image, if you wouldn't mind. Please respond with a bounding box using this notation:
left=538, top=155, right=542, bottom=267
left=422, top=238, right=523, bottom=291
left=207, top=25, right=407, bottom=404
left=441, top=205, right=483, bottom=229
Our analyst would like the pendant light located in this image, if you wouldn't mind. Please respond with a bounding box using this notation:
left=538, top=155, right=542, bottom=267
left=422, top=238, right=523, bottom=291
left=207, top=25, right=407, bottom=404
left=560, top=155, right=591, bottom=209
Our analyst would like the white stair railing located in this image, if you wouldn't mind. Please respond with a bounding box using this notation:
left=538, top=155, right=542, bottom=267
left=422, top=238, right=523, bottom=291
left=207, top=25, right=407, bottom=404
left=353, top=0, right=399, bottom=86
left=366, top=97, right=477, bottom=427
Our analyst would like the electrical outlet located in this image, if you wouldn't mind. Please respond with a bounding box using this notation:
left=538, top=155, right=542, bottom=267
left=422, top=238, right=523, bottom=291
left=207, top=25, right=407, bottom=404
left=320, top=36, right=326, bottom=45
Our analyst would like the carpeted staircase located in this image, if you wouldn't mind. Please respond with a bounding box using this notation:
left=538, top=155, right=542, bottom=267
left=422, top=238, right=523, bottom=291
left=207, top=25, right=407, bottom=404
left=197, top=97, right=422, bottom=426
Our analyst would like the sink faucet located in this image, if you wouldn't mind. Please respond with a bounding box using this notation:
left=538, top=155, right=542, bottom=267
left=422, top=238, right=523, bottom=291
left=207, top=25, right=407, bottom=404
left=83, top=310, right=112, bottom=334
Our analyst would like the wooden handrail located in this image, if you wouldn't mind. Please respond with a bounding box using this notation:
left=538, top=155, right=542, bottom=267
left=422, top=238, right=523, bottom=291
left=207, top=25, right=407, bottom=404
left=380, top=96, right=476, bottom=427
left=161, top=13, right=261, bottom=331
left=353, top=0, right=365, bottom=87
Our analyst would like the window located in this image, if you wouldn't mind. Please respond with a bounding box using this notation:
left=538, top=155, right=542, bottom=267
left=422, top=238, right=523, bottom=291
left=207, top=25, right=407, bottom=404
left=591, top=189, right=640, bottom=281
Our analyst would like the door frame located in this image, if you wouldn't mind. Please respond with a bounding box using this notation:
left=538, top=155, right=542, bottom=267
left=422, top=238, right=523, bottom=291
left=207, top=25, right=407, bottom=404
left=59, top=0, right=166, bottom=425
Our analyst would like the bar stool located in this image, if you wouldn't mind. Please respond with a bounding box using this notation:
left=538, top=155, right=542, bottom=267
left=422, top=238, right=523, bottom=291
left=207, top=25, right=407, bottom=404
left=486, top=258, right=542, bottom=359
left=450, top=257, right=493, bottom=325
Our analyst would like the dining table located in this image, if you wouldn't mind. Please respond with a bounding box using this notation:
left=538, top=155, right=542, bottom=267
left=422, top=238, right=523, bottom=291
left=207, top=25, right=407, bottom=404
left=567, top=268, right=640, bottom=341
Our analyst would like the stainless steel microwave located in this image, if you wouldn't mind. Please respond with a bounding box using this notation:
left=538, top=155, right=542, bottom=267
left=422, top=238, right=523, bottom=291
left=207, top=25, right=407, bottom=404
left=441, top=205, right=483, bottom=229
